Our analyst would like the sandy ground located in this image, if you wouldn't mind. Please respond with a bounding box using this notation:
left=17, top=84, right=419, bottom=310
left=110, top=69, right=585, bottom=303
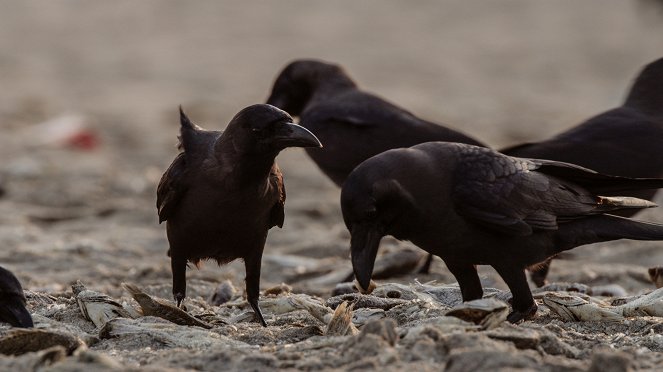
left=1, top=1, right=663, bottom=370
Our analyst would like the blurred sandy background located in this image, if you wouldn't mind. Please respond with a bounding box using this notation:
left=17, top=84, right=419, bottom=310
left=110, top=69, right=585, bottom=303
left=1, top=0, right=663, bottom=303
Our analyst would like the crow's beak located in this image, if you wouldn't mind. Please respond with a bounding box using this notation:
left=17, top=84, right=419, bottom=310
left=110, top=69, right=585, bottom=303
left=0, top=297, right=34, bottom=328
left=272, top=122, right=322, bottom=149
left=350, top=223, right=382, bottom=294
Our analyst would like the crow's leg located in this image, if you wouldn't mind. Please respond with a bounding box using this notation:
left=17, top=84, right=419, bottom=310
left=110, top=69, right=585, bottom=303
left=494, top=265, right=537, bottom=323
left=445, top=261, right=483, bottom=301
left=245, top=253, right=267, bottom=327
left=171, top=256, right=187, bottom=308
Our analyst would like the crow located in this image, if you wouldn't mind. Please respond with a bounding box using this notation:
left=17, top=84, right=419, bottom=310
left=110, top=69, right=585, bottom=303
left=157, top=105, right=321, bottom=327
left=0, top=266, right=33, bottom=328
left=266, top=59, right=487, bottom=274
left=342, top=142, right=663, bottom=323
left=502, top=57, right=663, bottom=286
left=266, top=59, right=487, bottom=187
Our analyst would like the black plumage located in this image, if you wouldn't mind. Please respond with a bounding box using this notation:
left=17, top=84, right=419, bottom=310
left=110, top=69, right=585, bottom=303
left=0, top=266, right=33, bottom=328
left=503, top=57, right=663, bottom=286
left=267, top=59, right=487, bottom=274
left=266, top=59, right=487, bottom=187
left=157, top=105, right=321, bottom=326
left=342, top=142, right=663, bottom=323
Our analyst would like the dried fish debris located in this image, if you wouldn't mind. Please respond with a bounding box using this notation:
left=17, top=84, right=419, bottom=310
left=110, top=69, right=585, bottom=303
left=616, top=287, right=663, bottom=317
left=0, top=328, right=84, bottom=356
left=544, top=288, right=663, bottom=321
left=72, top=281, right=133, bottom=328
left=325, top=301, right=359, bottom=336
left=543, top=293, right=623, bottom=322
left=122, top=282, right=214, bottom=329
left=327, top=293, right=408, bottom=311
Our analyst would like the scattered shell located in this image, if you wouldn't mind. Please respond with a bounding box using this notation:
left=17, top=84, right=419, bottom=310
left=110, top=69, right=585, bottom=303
left=445, top=298, right=509, bottom=329
left=122, top=282, right=214, bottom=329
left=325, top=301, right=358, bottom=336
left=208, top=280, right=237, bottom=306
left=0, top=328, right=84, bottom=356
left=72, top=281, right=133, bottom=328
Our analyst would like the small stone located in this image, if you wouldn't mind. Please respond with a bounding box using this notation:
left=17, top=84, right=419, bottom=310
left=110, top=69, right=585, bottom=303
left=209, top=280, right=237, bottom=306
left=588, top=347, right=632, bottom=372
left=358, top=318, right=398, bottom=346
left=486, top=325, right=540, bottom=349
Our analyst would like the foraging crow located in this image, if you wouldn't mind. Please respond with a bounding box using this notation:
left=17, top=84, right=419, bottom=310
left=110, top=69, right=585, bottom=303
left=266, top=59, right=487, bottom=187
left=342, top=142, right=663, bottom=323
left=267, top=59, right=486, bottom=274
left=503, top=57, right=663, bottom=286
left=157, top=105, right=321, bottom=326
left=0, top=266, right=33, bottom=328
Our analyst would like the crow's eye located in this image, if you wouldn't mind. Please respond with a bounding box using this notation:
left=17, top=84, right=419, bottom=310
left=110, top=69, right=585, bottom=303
left=251, top=128, right=261, bottom=132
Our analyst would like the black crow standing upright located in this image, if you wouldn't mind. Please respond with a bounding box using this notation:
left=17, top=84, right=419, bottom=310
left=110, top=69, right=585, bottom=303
left=503, top=57, right=663, bottom=286
left=0, top=266, right=33, bottom=328
left=342, top=142, right=663, bottom=323
left=266, top=59, right=487, bottom=187
left=157, top=105, right=321, bottom=326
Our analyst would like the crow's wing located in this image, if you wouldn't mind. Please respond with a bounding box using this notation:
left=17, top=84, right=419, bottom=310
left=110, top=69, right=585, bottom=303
left=452, top=147, right=599, bottom=236
left=157, top=152, right=188, bottom=223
